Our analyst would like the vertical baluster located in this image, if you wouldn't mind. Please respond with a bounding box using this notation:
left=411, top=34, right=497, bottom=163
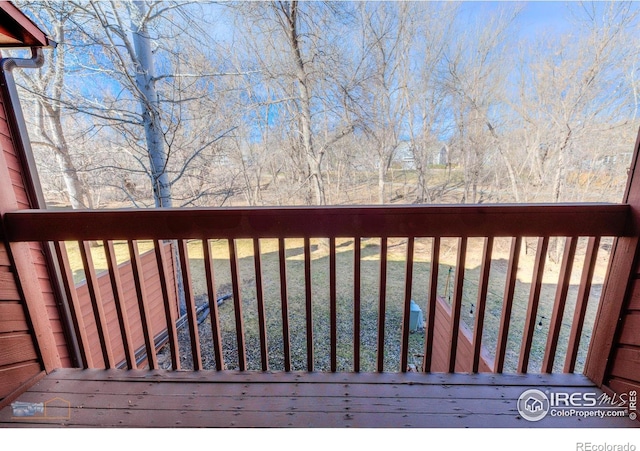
left=54, top=241, right=92, bottom=369
left=79, top=240, right=114, bottom=369
left=229, top=238, right=247, bottom=371
left=423, top=237, right=440, bottom=373
left=253, top=238, right=269, bottom=371
left=177, top=240, right=202, bottom=370
left=542, top=236, right=578, bottom=373
left=495, top=236, right=522, bottom=373
left=203, top=239, right=225, bottom=371
left=104, top=240, right=136, bottom=370
left=155, top=240, right=181, bottom=370
left=472, top=236, right=493, bottom=373
left=518, top=237, right=549, bottom=373
left=278, top=238, right=291, bottom=371
left=448, top=237, right=467, bottom=373
left=563, top=237, right=600, bottom=373
left=330, top=237, right=337, bottom=372
left=376, top=237, right=388, bottom=372
left=304, top=237, right=313, bottom=372
left=353, top=236, right=361, bottom=373
left=129, top=240, right=157, bottom=370
left=400, top=237, right=415, bottom=373
left=564, top=237, right=600, bottom=373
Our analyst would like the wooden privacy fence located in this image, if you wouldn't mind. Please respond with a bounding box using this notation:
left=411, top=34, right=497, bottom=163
left=70, top=241, right=179, bottom=369
left=3, top=204, right=630, bottom=374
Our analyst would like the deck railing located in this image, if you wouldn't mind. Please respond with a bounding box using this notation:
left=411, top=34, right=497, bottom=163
left=3, top=204, right=630, bottom=374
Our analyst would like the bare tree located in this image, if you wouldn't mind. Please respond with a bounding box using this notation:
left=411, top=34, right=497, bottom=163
left=404, top=3, right=458, bottom=204
left=234, top=1, right=358, bottom=205
left=350, top=2, right=415, bottom=204
left=441, top=5, right=521, bottom=204
left=14, top=1, right=640, bottom=212
left=16, top=1, right=94, bottom=209
left=37, top=1, right=238, bottom=209
left=516, top=2, right=639, bottom=205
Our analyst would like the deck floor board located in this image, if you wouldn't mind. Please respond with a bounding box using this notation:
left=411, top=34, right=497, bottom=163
left=1, top=369, right=637, bottom=428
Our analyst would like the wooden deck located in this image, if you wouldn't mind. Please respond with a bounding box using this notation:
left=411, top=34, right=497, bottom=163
left=1, top=369, right=637, bottom=428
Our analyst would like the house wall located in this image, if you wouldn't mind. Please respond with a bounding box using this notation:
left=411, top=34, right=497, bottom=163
left=0, top=95, right=45, bottom=403
left=0, top=77, right=71, bottom=369
left=0, top=44, right=69, bottom=404
left=73, top=243, right=179, bottom=368
left=430, top=296, right=494, bottom=373
left=0, top=238, right=41, bottom=401
left=602, top=275, right=640, bottom=402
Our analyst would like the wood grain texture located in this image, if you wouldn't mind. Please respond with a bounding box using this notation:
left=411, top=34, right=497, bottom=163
left=0, top=362, right=40, bottom=400
left=2, top=368, right=634, bottom=428
left=0, top=268, right=19, bottom=300
left=431, top=296, right=493, bottom=373
left=0, top=333, right=37, bottom=366
left=618, top=314, right=640, bottom=346
left=0, top=302, right=28, bottom=333
left=586, top=236, right=639, bottom=384
left=4, top=204, right=630, bottom=242
left=609, top=348, right=640, bottom=382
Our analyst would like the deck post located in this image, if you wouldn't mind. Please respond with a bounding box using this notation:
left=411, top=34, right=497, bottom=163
left=586, top=126, right=640, bottom=389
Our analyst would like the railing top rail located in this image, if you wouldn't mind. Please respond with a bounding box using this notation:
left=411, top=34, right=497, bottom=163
left=3, top=203, right=631, bottom=242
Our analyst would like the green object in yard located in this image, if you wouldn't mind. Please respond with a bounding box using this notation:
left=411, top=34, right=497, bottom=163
left=409, top=300, right=424, bottom=332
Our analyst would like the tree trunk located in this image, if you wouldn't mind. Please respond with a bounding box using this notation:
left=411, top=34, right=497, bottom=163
left=53, top=147, right=91, bottom=209
left=499, top=149, right=520, bottom=202
left=131, top=1, right=172, bottom=208
left=550, top=129, right=572, bottom=262
left=37, top=103, right=92, bottom=209
left=34, top=20, right=93, bottom=210
left=284, top=1, right=326, bottom=206
left=378, top=159, right=386, bottom=204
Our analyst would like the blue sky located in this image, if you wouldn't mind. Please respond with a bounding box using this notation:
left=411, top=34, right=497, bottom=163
left=517, top=1, right=572, bottom=34
left=459, top=1, right=573, bottom=38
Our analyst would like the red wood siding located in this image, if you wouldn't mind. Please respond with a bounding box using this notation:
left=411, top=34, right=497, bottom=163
left=627, top=280, right=640, bottom=310
left=0, top=33, right=66, bottom=404
left=0, top=362, right=40, bottom=401
left=73, top=243, right=178, bottom=368
left=593, top=130, right=640, bottom=422
left=618, top=312, right=640, bottom=346
left=0, top=243, right=41, bottom=400
left=0, top=112, right=70, bottom=366
left=0, top=267, right=19, bottom=300
left=603, top=278, right=640, bottom=401
left=430, top=296, right=493, bottom=373
left=0, top=105, right=43, bottom=401
left=0, top=302, right=28, bottom=333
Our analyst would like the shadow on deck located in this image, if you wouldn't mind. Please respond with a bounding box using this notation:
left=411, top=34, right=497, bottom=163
left=1, top=369, right=637, bottom=428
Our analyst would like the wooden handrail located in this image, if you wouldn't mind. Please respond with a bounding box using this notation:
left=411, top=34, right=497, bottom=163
left=3, top=203, right=630, bottom=242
